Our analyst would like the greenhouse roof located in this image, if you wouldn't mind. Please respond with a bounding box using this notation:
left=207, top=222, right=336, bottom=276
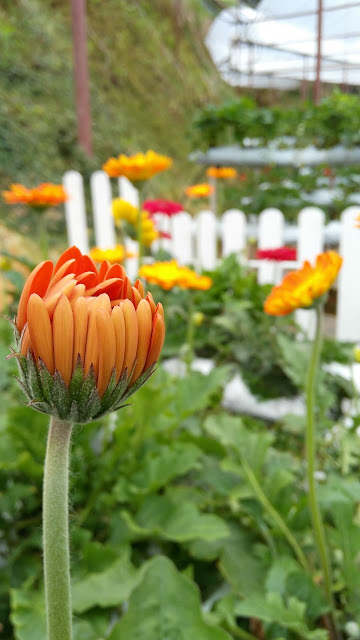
left=206, top=1, right=360, bottom=89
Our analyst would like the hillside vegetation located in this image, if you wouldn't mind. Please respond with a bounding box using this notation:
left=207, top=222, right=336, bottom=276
left=0, top=0, right=232, bottom=204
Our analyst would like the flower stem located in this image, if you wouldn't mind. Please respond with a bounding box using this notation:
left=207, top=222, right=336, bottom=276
left=184, top=293, right=195, bottom=374
left=306, top=306, right=339, bottom=631
left=43, top=417, right=73, bottom=640
left=36, top=210, right=49, bottom=260
left=241, top=457, right=310, bottom=573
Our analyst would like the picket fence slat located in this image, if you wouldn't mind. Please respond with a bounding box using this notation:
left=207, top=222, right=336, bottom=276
left=336, top=207, right=360, bottom=341
left=91, top=171, right=116, bottom=249
left=196, top=210, right=217, bottom=271
left=221, top=209, right=247, bottom=259
left=63, top=171, right=89, bottom=254
left=62, top=171, right=360, bottom=343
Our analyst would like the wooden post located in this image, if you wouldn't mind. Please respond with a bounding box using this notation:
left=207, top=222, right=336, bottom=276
left=314, top=0, right=323, bottom=104
left=70, top=0, right=92, bottom=155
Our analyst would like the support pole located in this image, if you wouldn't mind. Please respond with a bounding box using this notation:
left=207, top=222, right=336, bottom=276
left=70, top=0, right=92, bottom=155
left=314, top=0, right=323, bottom=104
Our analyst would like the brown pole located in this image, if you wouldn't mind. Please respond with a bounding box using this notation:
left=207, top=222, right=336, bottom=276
left=71, top=0, right=92, bottom=155
left=314, top=0, right=323, bottom=104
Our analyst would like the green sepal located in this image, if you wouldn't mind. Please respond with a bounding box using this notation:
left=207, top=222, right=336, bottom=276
left=122, top=364, right=156, bottom=403
left=68, top=356, right=85, bottom=401
left=26, top=352, right=43, bottom=400
left=38, top=360, right=55, bottom=404
left=52, top=371, right=71, bottom=420
left=99, top=368, right=118, bottom=411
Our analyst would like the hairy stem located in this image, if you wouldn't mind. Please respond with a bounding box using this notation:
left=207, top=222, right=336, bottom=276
left=43, top=417, right=73, bottom=640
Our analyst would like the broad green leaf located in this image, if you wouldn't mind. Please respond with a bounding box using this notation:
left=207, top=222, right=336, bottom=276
left=286, top=572, right=329, bottom=621
left=170, top=367, right=231, bottom=419
left=72, top=546, right=143, bottom=613
left=122, top=494, right=230, bottom=542
left=265, top=556, right=299, bottom=596
left=218, top=525, right=267, bottom=597
left=331, top=502, right=360, bottom=615
left=10, top=588, right=46, bottom=640
left=234, top=592, right=328, bottom=640
left=108, top=555, right=231, bottom=640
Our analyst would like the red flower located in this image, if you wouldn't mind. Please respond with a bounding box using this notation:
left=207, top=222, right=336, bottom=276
left=256, top=247, right=297, bottom=262
left=143, top=199, right=183, bottom=217
left=158, top=231, right=172, bottom=239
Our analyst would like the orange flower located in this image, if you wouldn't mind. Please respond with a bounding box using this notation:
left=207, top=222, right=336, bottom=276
left=206, top=166, right=237, bottom=179
left=12, top=246, right=165, bottom=421
left=2, top=183, right=68, bottom=208
left=139, top=260, right=212, bottom=291
left=355, top=213, right=360, bottom=228
left=264, top=251, right=342, bottom=316
left=185, top=183, right=214, bottom=198
left=89, top=245, right=135, bottom=264
left=102, top=150, right=172, bottom=181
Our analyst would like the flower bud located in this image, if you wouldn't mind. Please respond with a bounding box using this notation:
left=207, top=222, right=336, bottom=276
left=9, top=246, right=165, bottom=423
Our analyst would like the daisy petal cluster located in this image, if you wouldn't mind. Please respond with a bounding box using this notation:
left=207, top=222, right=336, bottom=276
left=12, top=246, right=165, bottom=422
left=143, top=199, right=183, bottom=217
left=206, top=166, right=237, bottom=179
left=264, top=250, right=342, bottom=316
left=3, top=183, right=68, bottom=208
left=112, top=199, right=159, bottom=246
left=256, top=247, right=297, bottom=261
left=185, top=183, right=214, bottom=198
left=102, top=150, right=172, bottom=181
left=139, top=260, right=212, bottom=291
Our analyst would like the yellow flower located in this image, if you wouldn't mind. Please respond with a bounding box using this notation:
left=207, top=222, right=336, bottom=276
left=264, top=251, right=342, bottom=316
left=112, top=199, right=139, bottom=226
left=139, top=260, right=212, bottom=291
left=185, top=183, right=214, bottom=198
left=103, top=150, right=172, bottom=181
left=206, top=166, right=237, bottom=179
left=89, top=245, right=135, bottom=265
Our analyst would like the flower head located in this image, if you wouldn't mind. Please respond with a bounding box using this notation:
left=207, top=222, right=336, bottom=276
left=112, top=199, right=139, bottom=226
left=90, top=245, right=135, bottom=265
left=264, top=251, right=342, bottom=316
left=143, top=199, right=183, bottom=217
left=102, top=150, right=172, bottom=181
left=185, top=183, right=214, bottom=199
left=139, top=260, right=212, bottom=291
left=11, top=246, right=165, bottom=422
left=112, top=199, right=159, bottom=246
left=206, top=166, right=237, bottom=179
left=2, top=183, right=68, bottom=208
left=256, top=247, right=297, bottom=262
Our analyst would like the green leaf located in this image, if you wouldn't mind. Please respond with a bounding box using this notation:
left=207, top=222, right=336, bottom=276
left=234, top=592, right=328, bottom=640
left=218, top=525, right=267, bottom=597
left=72, top=546, right=143, bottom=613
left=108, top=556, right=232, bottom=640
left=10, top=588, right=46, bottom=640
left=122, top=494, right=230, bottom=542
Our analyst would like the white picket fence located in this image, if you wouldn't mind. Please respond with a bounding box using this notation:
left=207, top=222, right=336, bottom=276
left=62, top=170, right=360, bottom=342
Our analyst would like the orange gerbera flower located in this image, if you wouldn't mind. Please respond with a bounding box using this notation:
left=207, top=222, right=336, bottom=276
left=206, top=166, right=237, bottom=179
left=185, top=183, right=214, bottom=198
left=11, top=246, right=165, bottom=422
left=102, top=150, right=172, bottom=181
left=2, top=183, right=68, bottom=208
left=264, top=251, right=342, bottom=316
left=139, top=260, right=212, bottom=291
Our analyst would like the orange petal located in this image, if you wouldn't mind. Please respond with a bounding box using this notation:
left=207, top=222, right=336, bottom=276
left=130, top=299, right=152, bottom=384
left=53, top=294, right=74, bottom=386
left=73, top=297, right=88, bottom=368
left=145, top=313, right=165, bottom=369
left=121, top=277, right=134, bottom=303
left=120, top=299, right=138, bottom=377
left=75, top=253, right=98, bottom=277
left=99, top=260, right=111, bottom=283
left=96, top=308, right=116, bottom=397
left=50, top=259, right=77, bottom=287
left=68, top=283, right=86, bottom=309
left=85, top=278, right=122, bottom=299
left=112, top=305, right=125, bottom=381
left=53, top=246, right=82, bottom=274
left=16, top=260, right=53, bottom=333
left=132, top=287, right=142, bottom=308
left=155, top=302, right=164, bottom=318
left=106, top=263, right=126, bottom=280
left=45, top=273, right=76, bottom=299
left=84, top=294, right=111, bottom=376
left=76, top=271, right=98, bottom=288
left=27, top=294, right=54, bottom=373
left=134, top=278, right=145, bottom=298
left=146, top=292, right=156, bottom=316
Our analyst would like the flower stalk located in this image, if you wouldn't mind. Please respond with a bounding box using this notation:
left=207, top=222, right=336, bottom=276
left=43, top=417, right=73, bottom=640
left=306, top=305, right=340, bottom=638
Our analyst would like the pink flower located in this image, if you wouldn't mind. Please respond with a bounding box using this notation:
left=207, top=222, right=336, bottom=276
left=143, top=199, right=183, bottom=217
left=256, top=247, right=297, bottom=262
